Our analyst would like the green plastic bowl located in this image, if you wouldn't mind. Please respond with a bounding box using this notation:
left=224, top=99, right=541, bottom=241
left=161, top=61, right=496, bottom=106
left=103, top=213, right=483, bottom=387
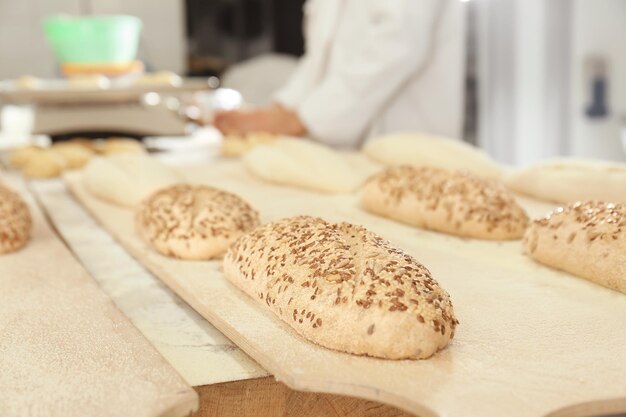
left=43, top=15, right=142, bottom=64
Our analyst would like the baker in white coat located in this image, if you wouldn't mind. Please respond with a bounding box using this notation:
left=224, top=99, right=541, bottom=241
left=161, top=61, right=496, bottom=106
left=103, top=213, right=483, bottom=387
left=214, top=0, right=466, bottom=148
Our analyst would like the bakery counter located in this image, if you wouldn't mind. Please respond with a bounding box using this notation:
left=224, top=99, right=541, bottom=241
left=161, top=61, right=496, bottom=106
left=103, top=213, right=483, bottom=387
left=29, top=178, right=415, bottom=417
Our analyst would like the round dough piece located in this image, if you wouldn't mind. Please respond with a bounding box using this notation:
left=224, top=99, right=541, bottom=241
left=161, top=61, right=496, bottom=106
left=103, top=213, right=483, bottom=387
left=21, top=150, right=66, bottom=178
left=82, top=154, right=182, bottom=207
left=68, top=138, right=98, bottom=152
left=243, top=137, right=363, bottom=194
left=9, top=146, right=45, bottom=169
left=363, top=132, right=504, bottom=179
left=100, top=138, right=146, bottom=155
left=505, top=158, right=626, bottom=204
left=361, top=165, right=528, bottom=240
left=136, top=184, right=260, bottom=260
left=51, top=142, right=94, bottom=169
left=0, top=184, right=32, bottom=254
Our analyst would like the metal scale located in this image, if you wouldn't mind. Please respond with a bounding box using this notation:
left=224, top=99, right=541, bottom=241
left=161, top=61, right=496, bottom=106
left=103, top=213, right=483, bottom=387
left=0, top=77, right=217, bottom=139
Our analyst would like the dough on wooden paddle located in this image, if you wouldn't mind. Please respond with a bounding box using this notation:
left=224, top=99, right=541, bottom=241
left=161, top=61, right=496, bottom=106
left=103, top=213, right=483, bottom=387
left=82, top=155, right=181, bottom=207
left=361, top=165, right=528, bottom=240
left=136, top=185, right=260, bottom=260
left=243, top=137, right=362, bottom=193
left=224, top=215, right=458, bottom=359
left=505, top=158, right=626, bottom=203
left=523, top=201, right=626, bottom=295
left=363, top=132, right=503, bottom=179
left=0, top=183, right=32, bottom=254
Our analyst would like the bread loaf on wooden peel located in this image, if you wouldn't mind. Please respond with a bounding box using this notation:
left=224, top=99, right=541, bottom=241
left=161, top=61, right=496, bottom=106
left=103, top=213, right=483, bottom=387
left=361, top=165, right=528, bottom=240
left=0, top=183, right=32, bottom=254
left=223, top=215, right=458, bottom=359
left=136, top=184, right=260, bottom=260
left=523, top=201, right=626, bottom=295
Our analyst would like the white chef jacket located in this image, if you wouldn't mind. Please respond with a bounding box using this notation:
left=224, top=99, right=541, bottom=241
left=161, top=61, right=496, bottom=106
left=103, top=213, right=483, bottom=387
left=274, top=0, right=466, bottom=148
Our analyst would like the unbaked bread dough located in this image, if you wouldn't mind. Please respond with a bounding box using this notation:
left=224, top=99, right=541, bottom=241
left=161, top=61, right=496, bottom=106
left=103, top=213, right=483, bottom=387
left=51, top=142, right=94, bottom=169
left=100, top=138, right=146, bottom=155
left=243, top=137, right=364, bottom=193
left=83, top=154, right=181, bottom=207
left=221, top=132, right=276, bottom=157
left=9, top=146, right=44, bottom=169
left=505, top=158, right=626, bottom=203
left=363, top=132, right=504, bottom=179
left=21, top=151, right=67, bottom=178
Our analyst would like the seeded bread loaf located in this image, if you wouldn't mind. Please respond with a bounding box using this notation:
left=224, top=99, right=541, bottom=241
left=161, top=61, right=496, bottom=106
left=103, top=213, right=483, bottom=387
left=0, top=183, right=32, bottom=254
left=523, top=201, right=626, bottom=295
left=136, top=184, right=260, bottom=260
left=361, top=165, right=528, bottom=240
left=223, top=216, right=458, bottom=359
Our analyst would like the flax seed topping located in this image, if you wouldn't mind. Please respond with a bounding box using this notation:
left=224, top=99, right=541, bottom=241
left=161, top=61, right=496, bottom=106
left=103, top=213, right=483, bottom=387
left=225, top=216, right=458, bottom=342
left=530, top=201, right=626, bottom=243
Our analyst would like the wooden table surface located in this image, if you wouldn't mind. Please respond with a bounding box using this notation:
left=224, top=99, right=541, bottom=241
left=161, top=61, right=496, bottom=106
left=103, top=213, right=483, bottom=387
left=0, top=174, right=198, bottom=417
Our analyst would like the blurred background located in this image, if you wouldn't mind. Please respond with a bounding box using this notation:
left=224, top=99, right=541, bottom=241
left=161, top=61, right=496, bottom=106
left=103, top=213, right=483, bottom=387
left=0, top=0, right=625, bottom=165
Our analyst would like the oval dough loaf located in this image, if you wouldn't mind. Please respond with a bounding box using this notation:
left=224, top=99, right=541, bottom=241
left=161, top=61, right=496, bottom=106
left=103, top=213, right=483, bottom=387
left=243, top=137, right=363, bottom=193
left=224, top=215, right=458, bottom=359
left=363, top=133, right=504, bottom=179
left=136, top=185, right=260, bottom=260
left=523, top=201, right=626, bottom=295
left=505, top=158, right=626, bottom=203
left=362, top=165, right=528, bottom=240
left=0, top=183, right=32, bottom=254
left=82, top=155, right=181, bottom=207
left=21, top=150, right=67, bottom=178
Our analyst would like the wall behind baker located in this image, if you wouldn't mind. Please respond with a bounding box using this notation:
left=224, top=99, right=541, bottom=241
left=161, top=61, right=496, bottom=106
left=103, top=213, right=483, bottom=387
left=0, top=0, right=185, bottom=79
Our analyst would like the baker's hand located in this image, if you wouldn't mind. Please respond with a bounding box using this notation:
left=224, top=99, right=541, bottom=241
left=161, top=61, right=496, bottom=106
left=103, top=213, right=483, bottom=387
left=214, top=104, right=307, bottom=136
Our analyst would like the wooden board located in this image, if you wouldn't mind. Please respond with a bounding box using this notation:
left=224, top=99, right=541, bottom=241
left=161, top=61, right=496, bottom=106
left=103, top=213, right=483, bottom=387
left=29, top=178, right=443, bottom=417
left=0, top=174, right=198, bottom=417
left=65, top=160, right=626, bottom=417
left=29, top=178, right=268, bottom=387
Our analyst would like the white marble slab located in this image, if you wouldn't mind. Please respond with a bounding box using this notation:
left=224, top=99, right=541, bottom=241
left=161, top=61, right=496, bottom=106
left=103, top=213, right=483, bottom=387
left=30, top=178, right=268, bottom=387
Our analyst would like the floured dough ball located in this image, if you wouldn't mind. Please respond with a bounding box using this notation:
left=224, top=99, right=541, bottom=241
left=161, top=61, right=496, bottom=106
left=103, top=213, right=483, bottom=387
left=243, top=137, right=362, bottom=193
left=9, top=146, right=44, bottom=169
left=100, top=138, right=146, bottom=155
left=21, top=150, right=67, bottom=178
left=136, top=184, right=260, bottom=260
left=67, top=138, right=98, bottom=152
left=82, top=154, right=181, bottom=207
left=362, top=165, right=528, bottom=240
left=505, top=158, right=626, bottom=204
left=363, top=132, right=504, bottom=179
left=51, top=142, right=94, bottom=169
left=0, top=184, right=32, bottom=254
left=524, top=201, right=626, bottom=295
